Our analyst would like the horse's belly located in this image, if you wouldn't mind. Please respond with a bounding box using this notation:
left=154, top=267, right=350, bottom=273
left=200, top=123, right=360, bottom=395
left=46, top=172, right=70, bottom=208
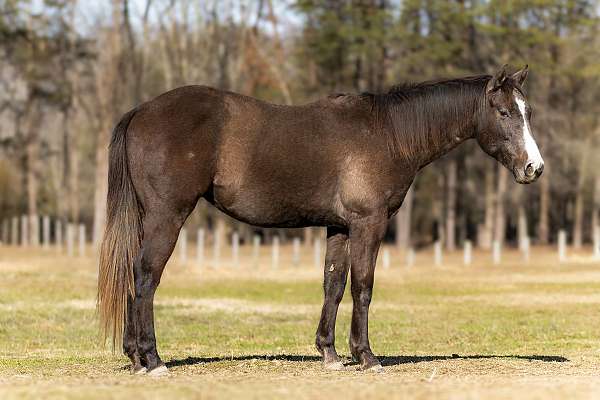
left=211, top=182, right=339, bottom=228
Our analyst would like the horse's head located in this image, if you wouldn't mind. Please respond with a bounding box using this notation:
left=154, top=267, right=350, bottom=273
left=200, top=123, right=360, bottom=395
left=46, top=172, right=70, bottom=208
left=476, top=65, right=544, bottom=184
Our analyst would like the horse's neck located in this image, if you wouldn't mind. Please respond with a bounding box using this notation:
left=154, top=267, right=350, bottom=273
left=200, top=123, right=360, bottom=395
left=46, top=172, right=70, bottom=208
left=416, top=122, right=475, bottom=169
left=396, top=97, right=479, bottom=169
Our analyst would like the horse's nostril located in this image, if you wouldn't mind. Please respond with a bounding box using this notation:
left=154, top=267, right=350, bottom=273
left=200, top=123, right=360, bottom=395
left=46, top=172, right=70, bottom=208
left=525, top=162, right=535, bottom=177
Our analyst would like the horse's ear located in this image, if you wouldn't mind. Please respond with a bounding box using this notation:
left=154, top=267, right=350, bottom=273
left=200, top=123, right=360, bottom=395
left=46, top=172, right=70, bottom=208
left=487, top=64, right=509, bottom=94
left=512, top=65, right=529, bottom=87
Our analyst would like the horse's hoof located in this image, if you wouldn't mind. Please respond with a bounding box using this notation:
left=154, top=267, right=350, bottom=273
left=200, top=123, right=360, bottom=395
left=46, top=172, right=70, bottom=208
left=323, top=360, right=345, bottom=371
left=147, top=365, right=169, bottom=377
left=362, top=363, right=384, bottom=373
left=132, top=366, right=147, bottom=375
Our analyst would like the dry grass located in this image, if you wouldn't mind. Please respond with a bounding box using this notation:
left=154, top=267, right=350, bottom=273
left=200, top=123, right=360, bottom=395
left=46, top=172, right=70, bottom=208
left=2, top=244, right=600, bottom=399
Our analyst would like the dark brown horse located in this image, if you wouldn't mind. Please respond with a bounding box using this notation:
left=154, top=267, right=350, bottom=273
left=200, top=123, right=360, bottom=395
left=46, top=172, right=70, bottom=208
left=98, top=65, right=543, bottom=376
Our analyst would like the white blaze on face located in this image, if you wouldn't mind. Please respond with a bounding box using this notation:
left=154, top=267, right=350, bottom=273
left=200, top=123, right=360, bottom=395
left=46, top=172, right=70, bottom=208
left=514, top=94, right=544, bottom=169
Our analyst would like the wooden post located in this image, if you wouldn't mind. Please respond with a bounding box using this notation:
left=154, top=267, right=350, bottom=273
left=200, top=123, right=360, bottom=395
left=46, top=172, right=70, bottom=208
left=594, top=226, right=600, bottom=260
left=11, top=217, right=18, bottom=245
left=463, top=240, right=472, bottom=266
left=382, top=248, right=390, bottom=269
left=558, top=230, right=567, bottom=263
left=78, top=224, right=85, bottom=257
left=20, top=215, right=28, bottom=247
left=179, top=228, right=188, bottom=264
left=492, top=240, right=501, bottom=265
left=292, top=237, right=301, bottom=267
left=434, top=241, right=442, bottom=267
left=232, top=231, right=239, bottom=268
left=196, top=228, right=205, bottom=267
left=30, top=214, right=39, bottom=247
left=42, top=216, right=50, bottom=249
left=252, top=235, right=261, bottom=268
left=314, top=238, right=322, bottom=269
left=406, top=248, right=415, bottom=268
left=272, top=236, right=280, bottom=269
left=522, top=236, right=530, bottom=263
left=212, top=229, right=221, bottom=268
left=66, top=224, right=74, bottom=257
left=56, top=220, right=63, bottom=253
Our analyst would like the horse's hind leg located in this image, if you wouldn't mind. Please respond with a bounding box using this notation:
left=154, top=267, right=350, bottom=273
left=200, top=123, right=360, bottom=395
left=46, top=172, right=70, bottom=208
left=133, top=207, right=192, bottom=376
left=315, top=227, right=350, bottom=370
left=124, top=294, right=144, bottom=373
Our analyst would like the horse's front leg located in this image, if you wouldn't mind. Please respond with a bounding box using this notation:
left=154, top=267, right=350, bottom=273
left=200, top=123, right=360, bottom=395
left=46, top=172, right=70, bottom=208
left=348, top=214, right=387, bottom=372
left=315, top=227, right=350, bottom=370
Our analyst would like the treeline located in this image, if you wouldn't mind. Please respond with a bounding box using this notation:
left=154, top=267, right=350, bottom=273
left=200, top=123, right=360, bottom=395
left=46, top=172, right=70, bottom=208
left=1, top=0, right=599, bottom=250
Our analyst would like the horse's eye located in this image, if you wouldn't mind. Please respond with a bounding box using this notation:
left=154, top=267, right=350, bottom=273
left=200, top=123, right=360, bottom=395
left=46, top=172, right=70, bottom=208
left=499, top=109, right=510, bottom=118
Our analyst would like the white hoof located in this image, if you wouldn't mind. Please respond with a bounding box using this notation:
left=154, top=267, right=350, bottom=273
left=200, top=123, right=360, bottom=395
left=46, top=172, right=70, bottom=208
left=147, top=365, right=169, bottom=377
left=364, top=364, right=384, bottom=373
left=324, top=361, right=345, bottom=371
left=133, top=367, right=147, bottom=375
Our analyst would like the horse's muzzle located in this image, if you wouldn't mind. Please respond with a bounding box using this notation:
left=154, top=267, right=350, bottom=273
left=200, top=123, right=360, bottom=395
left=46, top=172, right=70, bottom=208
left=515, top=161, right=544, bottom=184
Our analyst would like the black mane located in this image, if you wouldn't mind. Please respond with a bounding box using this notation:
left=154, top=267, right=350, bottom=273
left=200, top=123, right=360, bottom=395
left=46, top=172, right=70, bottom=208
left=362, top=75, right=492, bottom=159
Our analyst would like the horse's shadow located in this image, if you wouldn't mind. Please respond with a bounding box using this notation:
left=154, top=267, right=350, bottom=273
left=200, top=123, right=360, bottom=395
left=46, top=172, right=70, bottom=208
left=165, top=353, right=568, bottom=368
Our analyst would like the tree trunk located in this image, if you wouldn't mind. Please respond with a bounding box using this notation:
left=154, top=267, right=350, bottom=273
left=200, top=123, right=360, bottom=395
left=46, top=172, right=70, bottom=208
left=592, top=174, right=600, bottom=233
left=517, top=204, right=528, bottom=250
left=480, top=163, right=495, bottom=249
left=24, top=99, right=43, bottom=246
left=572, top=142, right=590, bottom=249
left=434, top=175, right=445, bottom=243
left=573, top=190, right=584, bottom=249
left=538, top=175, right=550, bottom=244
left=494, top=165, right=508, bottom=245
left=93, top=0, right=124, bottom=247
left=445, top=160, right=457, bottom=251
left=396, top=185, right=414, bottom=250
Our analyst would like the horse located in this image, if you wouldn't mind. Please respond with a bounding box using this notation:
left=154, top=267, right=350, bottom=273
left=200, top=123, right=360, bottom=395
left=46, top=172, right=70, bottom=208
left=98, top=64, right=544, bottom=376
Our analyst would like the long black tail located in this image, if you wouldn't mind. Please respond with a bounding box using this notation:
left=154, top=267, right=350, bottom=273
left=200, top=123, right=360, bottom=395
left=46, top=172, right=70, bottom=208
left=97, top=108, right=142, bottom=350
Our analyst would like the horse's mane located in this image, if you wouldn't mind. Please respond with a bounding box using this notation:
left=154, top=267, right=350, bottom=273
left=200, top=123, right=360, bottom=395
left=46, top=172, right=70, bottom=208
left=361, top=75, right=492, bottom=159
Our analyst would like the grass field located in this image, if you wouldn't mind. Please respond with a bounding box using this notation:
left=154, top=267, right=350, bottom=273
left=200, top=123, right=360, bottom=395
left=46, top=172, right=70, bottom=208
left=2, top=244, right=600, bottom=399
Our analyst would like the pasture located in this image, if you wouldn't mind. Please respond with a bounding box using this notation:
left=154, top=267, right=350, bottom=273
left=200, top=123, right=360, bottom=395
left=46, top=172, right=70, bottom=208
left=2, top=245, right=600, bottom=399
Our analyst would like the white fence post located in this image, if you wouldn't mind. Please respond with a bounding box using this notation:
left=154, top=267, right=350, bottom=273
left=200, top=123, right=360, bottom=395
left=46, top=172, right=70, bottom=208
left=196, top=228, right=205, bottom=267
left=20, top=215, right=28, bottom=247
left=463, top=240, right=472, bottom=266
left=30, top=214, right=39, bottom=247
left=522, top=236, right=530, bottom=263
left=314, top=238, right=322, bottom=269
left=78, top=224, right=85, bottom=257
left=382, top=248, right=390, bottom=269
left=66, top=223, right=74, bottom=257
left=11, top=217, right=18, bottom=245
left=492, top=240, right=501, bottom=265
left=434, top=241, right=442, bottom=267
left=232, top=231, right=240, bottom=268
left=179, top=228, right=188, bottom=264
left=56, top=220, right=63, bottom=253
left=42, top=216, right=50, bottom=249
left=271, top=236, right=280, bottom=269
left=292, top=237, right=301, bottom=267
left=558, top=230, right=567, bottom=263
left=212, top=230, right=221, bottom=268
left=594, top=226, right=600, bottom=260
left=252, top=235, right=261, bottom=268
left=406, top=248, right=415, bottom=268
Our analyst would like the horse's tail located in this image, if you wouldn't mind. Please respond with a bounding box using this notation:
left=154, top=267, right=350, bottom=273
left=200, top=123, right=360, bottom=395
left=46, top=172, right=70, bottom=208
left=97, top=108, right=142, bottom=350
